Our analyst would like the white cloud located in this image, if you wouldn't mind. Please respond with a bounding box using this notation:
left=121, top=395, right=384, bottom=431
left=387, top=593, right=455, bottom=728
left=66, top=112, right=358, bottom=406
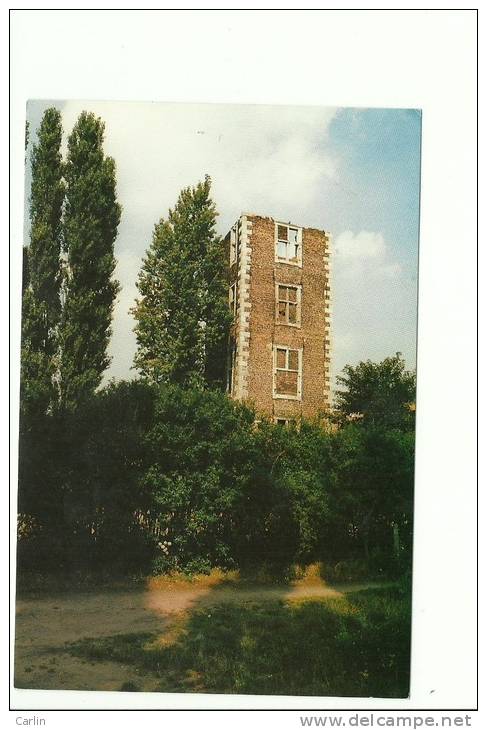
left=332, top=229, right=402, bottom=282
left=334, top=230, right=385, bottom=260
left=59, top=101, right=337, bottom=239
left=330, top=228, right=413, bottom=390
left=380, top=262, right=402, bottom=278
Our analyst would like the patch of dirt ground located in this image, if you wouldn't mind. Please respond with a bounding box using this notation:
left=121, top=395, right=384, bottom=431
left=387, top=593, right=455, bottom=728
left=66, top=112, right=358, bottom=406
left=15, top=577, right=382, bottom=693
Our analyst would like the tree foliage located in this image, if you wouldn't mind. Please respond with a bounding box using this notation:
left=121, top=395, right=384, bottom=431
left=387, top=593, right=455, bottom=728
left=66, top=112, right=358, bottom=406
left=335, top=353, right=416, bottom=428
left=17, top=381, right=156, bottom=572
left=18, top=380, right=415, bottom=577
left=59, top=111, right=121, bottom=409
left=20, top=108, right=64, bottom=417
left=144, top=385, right=256, bottom=572
left=328, top=424, right=415, bottom=564
left=59, top=380, right=156, bottom=569
left=142, top=387, right=333, bottom=574
left=133, top=176, right=231, bottom=389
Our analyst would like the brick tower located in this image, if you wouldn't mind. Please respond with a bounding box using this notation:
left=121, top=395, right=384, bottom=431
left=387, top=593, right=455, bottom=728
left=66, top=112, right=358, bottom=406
left=224, top=214, right=331, bottom=423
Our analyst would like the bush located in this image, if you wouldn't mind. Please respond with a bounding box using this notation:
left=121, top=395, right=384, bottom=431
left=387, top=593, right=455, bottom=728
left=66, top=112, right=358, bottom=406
left=144, top=386, right=334, bottom=574
left=17, top=379, right=157, bottom=574
left=16, top=529, right=66, bottom=573
left=324, top=423, right=415, bottom=563
left=321, top=558, right=374, bottom=583
left=17, top=380, right=414, bottom=580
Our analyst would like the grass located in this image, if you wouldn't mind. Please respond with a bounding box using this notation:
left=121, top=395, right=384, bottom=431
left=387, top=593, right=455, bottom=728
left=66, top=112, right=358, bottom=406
left=16, top=560, right=385, bottom=598
left=16, top=564, right=303, bottom=598
left=68, top=584, right=411, bottom=697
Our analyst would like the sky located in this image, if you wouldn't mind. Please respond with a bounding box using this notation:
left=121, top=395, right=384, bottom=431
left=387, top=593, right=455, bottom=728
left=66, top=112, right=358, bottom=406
left=25, top=100, right=421, bottom=391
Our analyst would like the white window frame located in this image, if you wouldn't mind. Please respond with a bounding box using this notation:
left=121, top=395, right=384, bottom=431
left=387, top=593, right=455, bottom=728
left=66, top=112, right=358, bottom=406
left=275, top=283, right=302, bottom=327
left=275, top=222, right=302, bottom=267
left=229, top=225, right=238, bottom=265
left=273, top=345, right=303, bottom=401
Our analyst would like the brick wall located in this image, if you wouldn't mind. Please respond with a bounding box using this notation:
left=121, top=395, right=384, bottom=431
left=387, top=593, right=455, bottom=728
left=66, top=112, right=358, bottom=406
left=226, top=214, right=331, bottom=421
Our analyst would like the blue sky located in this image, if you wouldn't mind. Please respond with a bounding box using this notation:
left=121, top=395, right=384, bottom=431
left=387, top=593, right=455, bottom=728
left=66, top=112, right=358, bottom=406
left=328, top=108, right=421, bottom=255
left=25, top=101, right=421, bottom=391
left=323, top=107, right=421, bottom=381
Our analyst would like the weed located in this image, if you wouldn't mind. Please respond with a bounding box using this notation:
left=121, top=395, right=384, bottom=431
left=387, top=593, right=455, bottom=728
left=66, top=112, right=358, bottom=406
left=120, top=681, right=140, bottom=692
left=68, top=585, right=410, bottom=697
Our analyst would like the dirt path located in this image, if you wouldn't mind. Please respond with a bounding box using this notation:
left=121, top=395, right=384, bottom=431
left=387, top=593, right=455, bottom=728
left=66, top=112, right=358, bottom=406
left=15, top=579, right=382, bottom=693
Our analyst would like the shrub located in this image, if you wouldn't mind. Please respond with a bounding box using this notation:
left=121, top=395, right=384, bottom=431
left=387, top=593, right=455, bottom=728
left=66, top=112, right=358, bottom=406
left=17, top=378, right=414, bottom=580
left=144, top=386, right=333, bottom=574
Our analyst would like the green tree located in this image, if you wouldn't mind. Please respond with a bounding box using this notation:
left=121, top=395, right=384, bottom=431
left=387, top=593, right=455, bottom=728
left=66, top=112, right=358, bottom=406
left=133, top=176, right=231, bottom=388
left=242, top=420, right=332, bottom=568
left=20, top=108, right=64, bottom=417
left=58, top=380, right=156, bottom=571
left=24, top=120, right=30, bottom=159
left=329, top=423, right=415, bottom=565
left=335, top=353, right=416, bottom=429
left=142, top=385, right=332, bottom=574
left=201, top=224, right=232, bottom=388
left=59, top=111, right=121, bottom=409
left=17, top=381, right=157, bottom=573
left=144, top=385, right=257, bottom=573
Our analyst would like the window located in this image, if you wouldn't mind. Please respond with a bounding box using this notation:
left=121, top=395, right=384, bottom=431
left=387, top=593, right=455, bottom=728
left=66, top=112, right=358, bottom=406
left=229, top=282, right=237, bottom=317
left=275, top=417, right=296, bottom=427
left=275, top=223, right=302, bottom=266
left=230, top=225, right=238, bottom=265
left=273, top=345, right=302, bottom=400
left=276, top=284, right=301, bottom=326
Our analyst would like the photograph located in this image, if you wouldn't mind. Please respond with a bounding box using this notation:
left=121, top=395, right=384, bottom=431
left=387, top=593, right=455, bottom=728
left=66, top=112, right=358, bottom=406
left=15, top=99, right=420, bottom=698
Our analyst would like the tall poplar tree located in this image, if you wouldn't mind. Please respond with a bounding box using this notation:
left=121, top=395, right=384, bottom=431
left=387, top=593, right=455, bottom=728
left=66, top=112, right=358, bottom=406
left=59, top=112, right=121, bottom=409
left=201, top=228, right=232, bottom=388
left=20, top=107, right=64, bottom=416
left=133, top=176, right=230, bottom=388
